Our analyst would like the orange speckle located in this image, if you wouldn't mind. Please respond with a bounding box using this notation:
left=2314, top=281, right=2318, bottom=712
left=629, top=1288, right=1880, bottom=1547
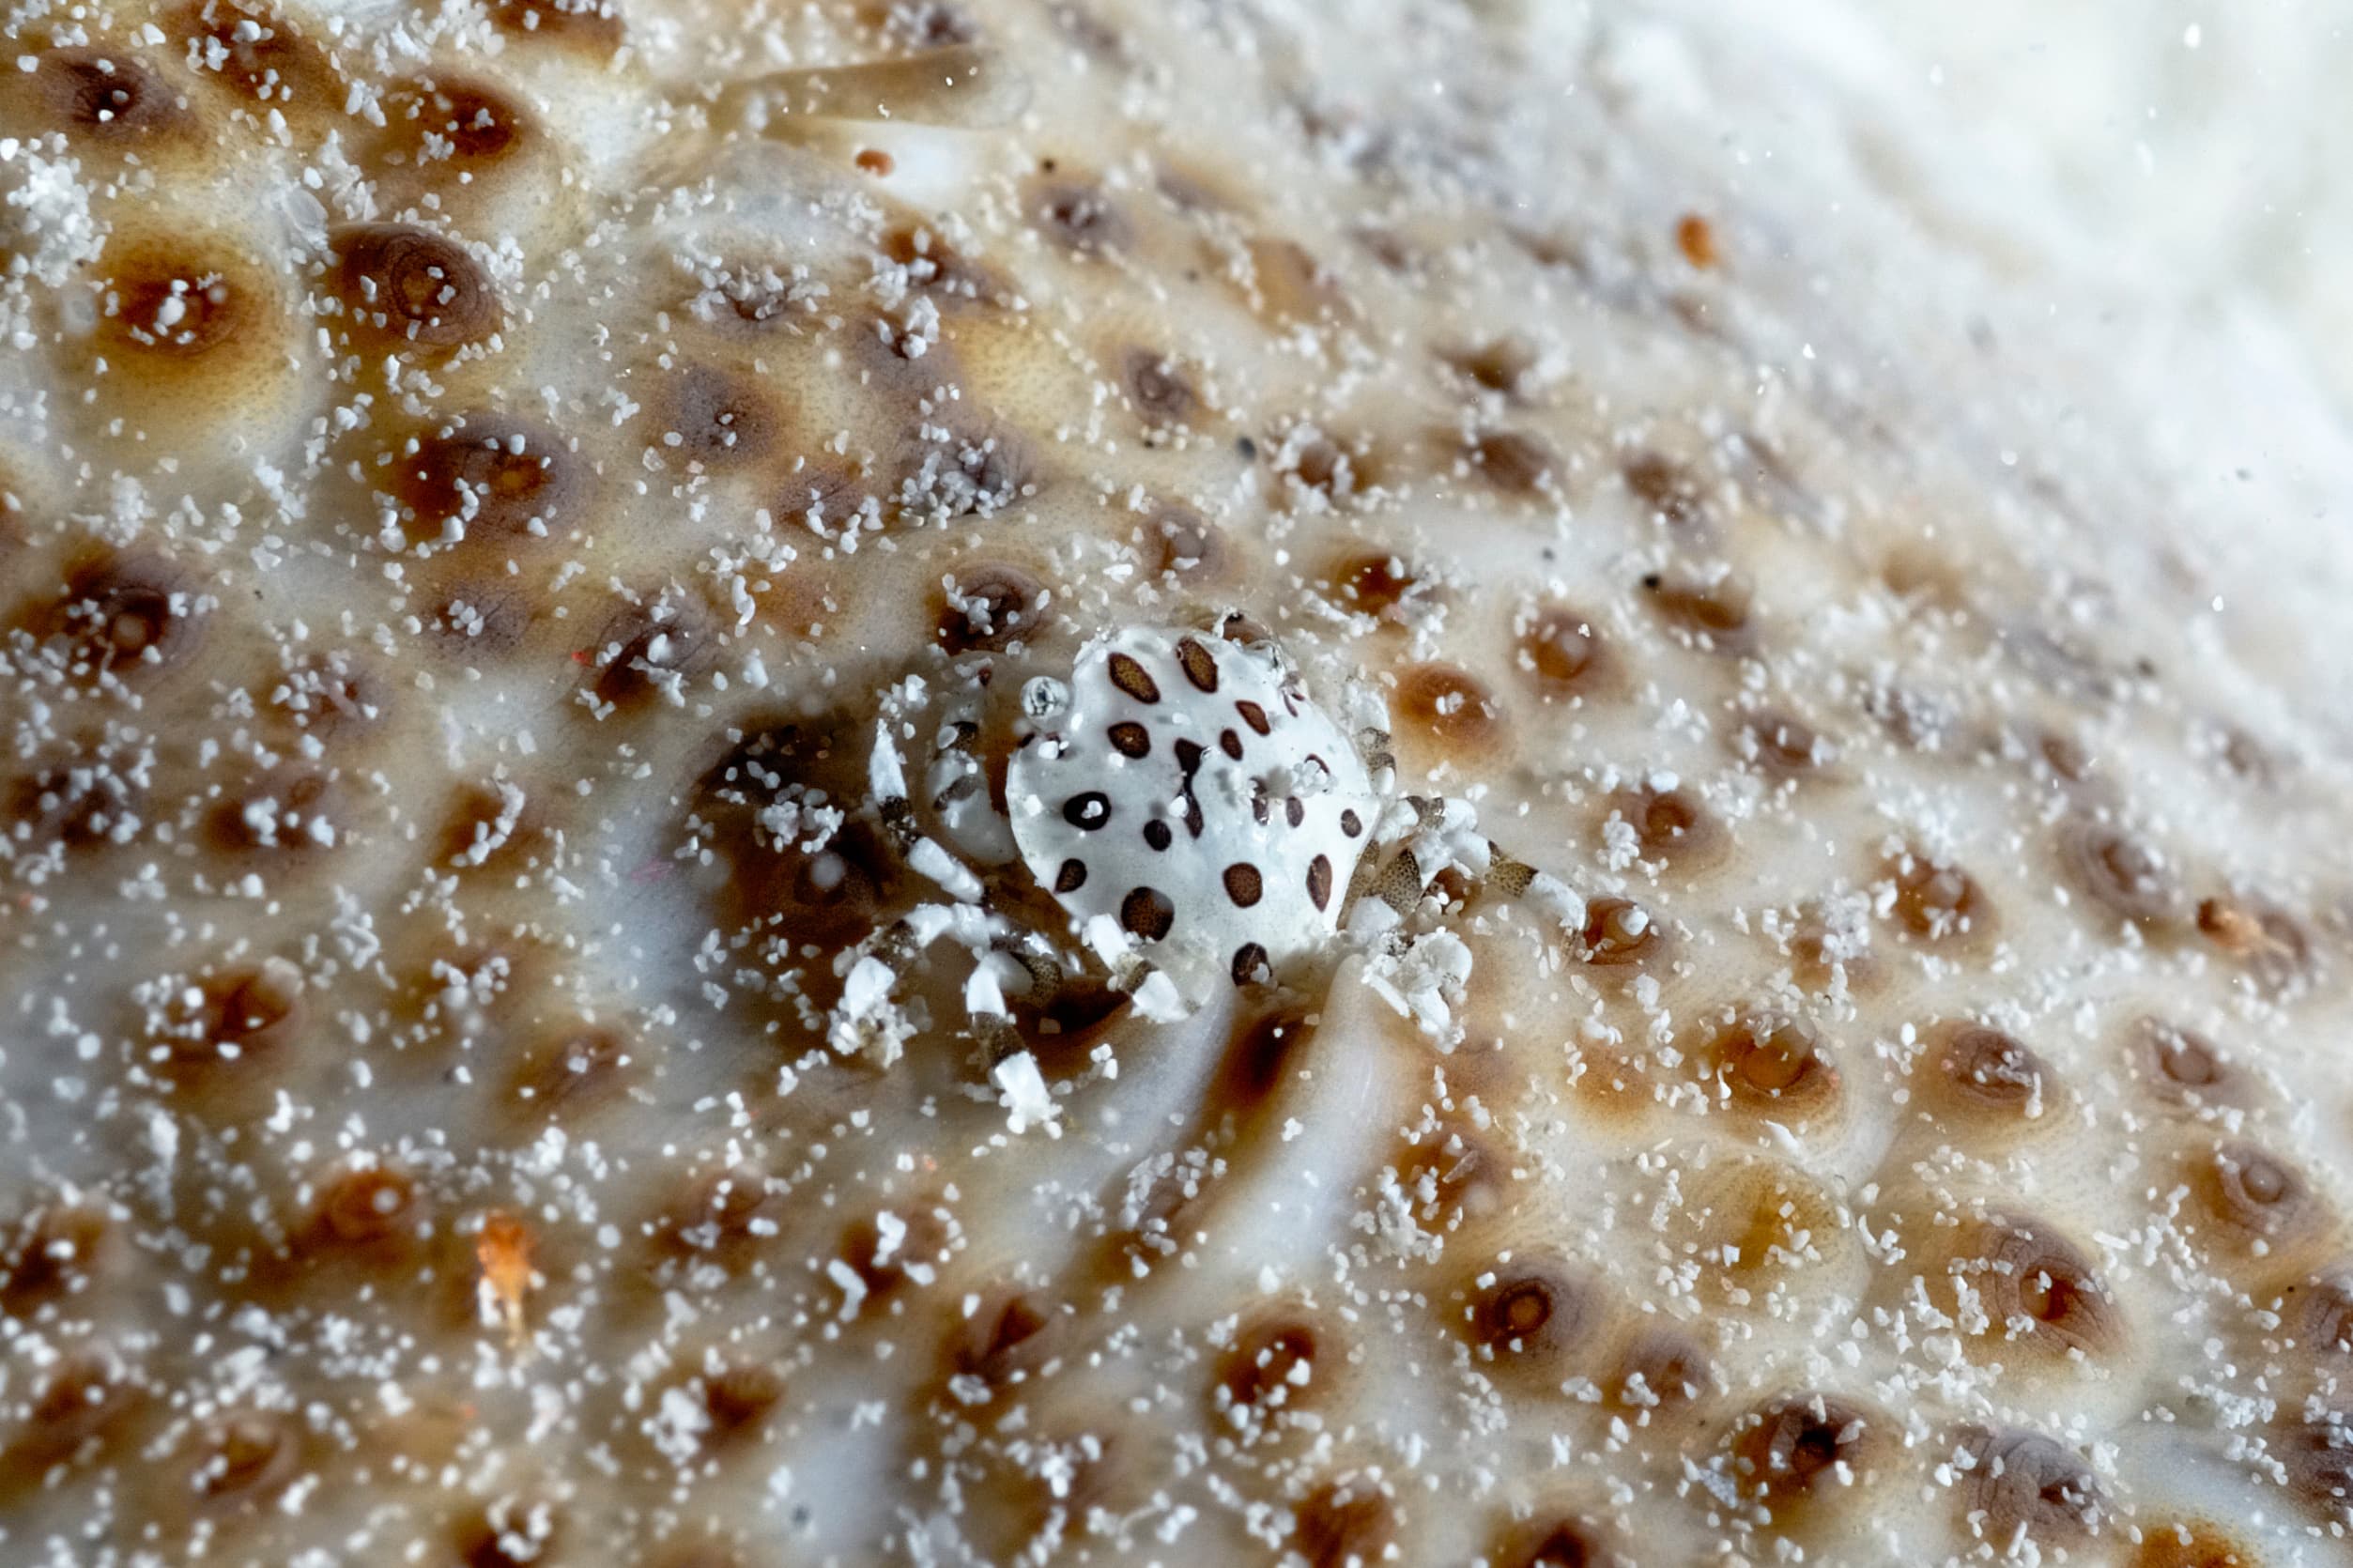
left=476, top=1210, right=534, bottom=1343
left=1675, top=212, right=1717, bottom=269
left=855, top=147, right=895, bottom=176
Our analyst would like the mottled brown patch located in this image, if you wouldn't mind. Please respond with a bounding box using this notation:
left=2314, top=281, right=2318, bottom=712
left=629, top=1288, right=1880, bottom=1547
left=37, top=49, right=185, bottom=138
left=1516, top=605, right=1608, bottom=698
left=1710, top=1011, right=1838, bottom=1119
left=1291, top=1476, right=1395, bottom=1568
left=1641, top=568, right=1752, bottom=651
left=395, top=415, right=583, bottom=544
left=1730, top=1392, right=1875, bottom=1515
left=1957, top=1428, right=2101, bottom=1544
left=1578, top=898, right=1662, bottom=967
left=1888, top=852, right=1992, bottom=945
left=2060, top=817, right=2182, bottom=928
left=1394, top=663, right=1501, bottom=749
left=659, top=366, right=782, bottom=469
left=935, top=562, right=1046, bottom=653
left=171, top=0, right=337, bottom=105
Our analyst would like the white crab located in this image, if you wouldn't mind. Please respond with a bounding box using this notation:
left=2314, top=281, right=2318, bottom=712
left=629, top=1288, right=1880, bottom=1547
left=823, top=621, right=1583, bottom=1127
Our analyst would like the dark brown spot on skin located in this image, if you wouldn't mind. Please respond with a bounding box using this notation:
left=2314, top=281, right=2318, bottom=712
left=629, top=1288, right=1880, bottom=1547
left=1120, top=886, right=1174, bottom=941
left=1712, top=1011, right=1835, bottom=1113
left=1292, top=1478, right=1394, bottom=1568
left=1305, top=854, right=1332, bottom=911
left=1675, top=214, right=1719, bottom=269
left=661, top=366, right=780, bottom=469
left=1468, top=429, right=1555, bottom=494
left=2197, top=895, right=2311, bottom=990
left=1445, top=335, right=1536, bottom=398
left=332, top=224, right=500, bottom=350
left=384, top=78, right=527, bottom=168
left=1730, top=1393, right=1873, bottom=1514
left=1394, top=664, right=1501, bottom=748
left=1340, top=809, right=1362, bottom=838
left=1963, top=1218, right=2118, bottom=1357
left=1031, top=177, right=1128, bottom=253
left=2061, top=817, right=2182, bottom=927
left=2130, top=1524, right=2256, bottom=1567
left=1642, top=568, right=1753, bottom=649
left=1125, top=350, right=1198, bottom=427
left=1517, top=606, right=1605, bottom=697
left=1623, top=452, right=1707, bottom=527
left=317, top=1166, right=419, bottom=1247
left=592, top=600, right=709, bottom=706
left=492, top=0, right=624, bottom=50
left=2274, top=1411, right=2353, bottom=1525
left=1218, top=1316, right=1323, bottom=1413
left=1613, top=784, right=1712, bottom=862
left=1284, top=796, right=1306, bottom=829
left=38, top=50, right=182, bottom=138
left=936, top=563, right=1045, bottom=653
left=1107, top=721, right=1151, bottom=758
left=1223, top=863, right=1264, bottom=907
left=1054, top=858, right=1087, bottom=893
left=946, top=1288, right=1058, bottom=1387
left=172, top=0, right=335, bottom=105
left=1175, top=637, right=1219, bottom=692
left=2197, top=1144, right=2321, bottom=1248
left=1063, top=792, right=1112, bottom=830
left=1220, top=730, right=1245, bottom=761
left=1149, top=509, right=1226, bottom=581
left=53, top=554, right=206, bottom=676
left=1235, top=699, right=1271, bottom=734
left=1934, top=1025, right=2050, bottom=1117
left=395, top=415, right=582, bottom=544
left=701, top=1362, right=784, bottom=1435
left=1737, top=710, right=1831, bottom=776
left=1231, top=943, right=1270, bottom=985
left=1610, top=1327, right=1712, bottom=1414
left=2, top=1205, right=114, bottom=1312
left=193, top=1411, right=299, bottom=1501
left=1174, top=738, right=1205, bottom=774
left=97, top=245, right=256, bottom=361
left=1143, top=819, right=1173, bottom=852
left=1491, top=1517, right=1605, bottom=1568
left=1108, top=652, right=1161, bottom=703
left=1579, top=898, right=1661, bottom=967
left=1889, top=853, right=1992, bottom=943
left=1330, top=553, right=1427, bottom=622
left=1959, top=1428, right=2102, bottom=1543
left=2137, top=1020, right=2240, bottom=1106
left=1466, top=1260, right=1594, bottom=1371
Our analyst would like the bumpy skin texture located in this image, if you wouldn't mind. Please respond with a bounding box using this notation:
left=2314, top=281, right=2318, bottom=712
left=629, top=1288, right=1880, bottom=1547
left=3, top=1, right=2353, bottom=1565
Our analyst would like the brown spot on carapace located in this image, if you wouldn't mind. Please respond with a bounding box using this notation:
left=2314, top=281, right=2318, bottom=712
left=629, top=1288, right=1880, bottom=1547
left=95, top=239, right=264, bottom=363
left=2134, top=1019, right=2245, bottom=1109
left=1491, top=1514, right=1612, bottom=1568
left=331, top=224, right=501, bottom=351
left=1107, top=651, right=1161, bottom=703
left=1444, top=335, right=1536, bottom=399
left=700, top=1361, right=784, bottom=1437
left=395, top=415, right=583, bottom=545
left=1119, top=884, right=1174, bottom=941
left=315, top=1164, right=423, bottom=1249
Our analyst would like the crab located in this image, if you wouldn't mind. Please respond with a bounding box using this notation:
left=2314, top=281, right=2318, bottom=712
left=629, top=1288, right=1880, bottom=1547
left=819, top=617, right=1585, bottom=1126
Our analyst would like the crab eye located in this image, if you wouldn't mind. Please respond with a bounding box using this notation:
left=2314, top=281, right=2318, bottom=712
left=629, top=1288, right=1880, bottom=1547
left=1006, top=626, right=1377, bottom=1007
